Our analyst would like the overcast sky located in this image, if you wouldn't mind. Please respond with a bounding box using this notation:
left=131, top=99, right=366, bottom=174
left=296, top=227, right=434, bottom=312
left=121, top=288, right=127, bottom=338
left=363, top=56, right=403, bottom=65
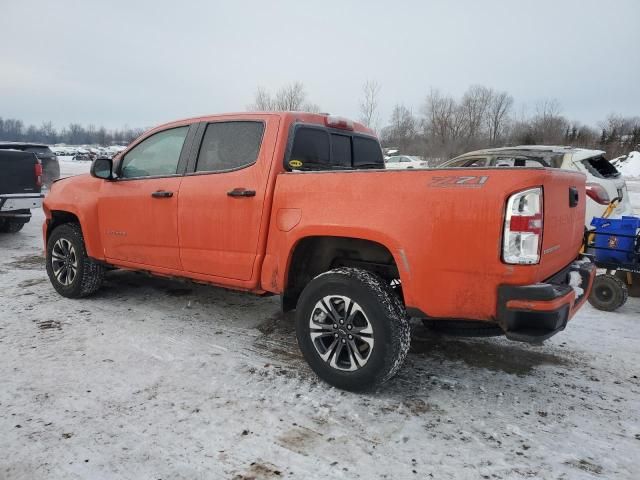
left=1, top=0, right=638, bottom=130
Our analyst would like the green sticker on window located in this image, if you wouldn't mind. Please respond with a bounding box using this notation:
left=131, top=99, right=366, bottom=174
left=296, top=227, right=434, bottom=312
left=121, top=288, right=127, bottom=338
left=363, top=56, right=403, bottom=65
left=289, top=159, right=303, bottom=168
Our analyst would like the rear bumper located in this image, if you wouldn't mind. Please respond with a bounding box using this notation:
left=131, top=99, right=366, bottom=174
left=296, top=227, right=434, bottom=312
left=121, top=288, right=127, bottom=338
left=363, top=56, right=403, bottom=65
left=497, top=258, right=596, bottom=343
left=0, top=193, right=43, bottom=218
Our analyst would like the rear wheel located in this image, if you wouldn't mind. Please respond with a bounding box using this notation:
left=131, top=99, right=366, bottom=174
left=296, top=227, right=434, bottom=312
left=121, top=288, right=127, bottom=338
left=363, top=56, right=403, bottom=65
left=295, top=268, right=410, bottom=391
left=46, top=223, right=105, bottom=298
left=588, top=274, right=628, bottom=311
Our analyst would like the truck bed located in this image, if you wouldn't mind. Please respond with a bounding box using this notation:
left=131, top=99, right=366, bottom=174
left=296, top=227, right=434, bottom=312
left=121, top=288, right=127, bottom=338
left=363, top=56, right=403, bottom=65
left=266, top=167, right=587, bottom=322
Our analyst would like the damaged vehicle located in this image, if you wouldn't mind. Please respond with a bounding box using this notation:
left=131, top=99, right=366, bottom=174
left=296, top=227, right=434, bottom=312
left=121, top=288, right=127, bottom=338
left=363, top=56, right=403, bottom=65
left=42, top=113, right=594, bottom=391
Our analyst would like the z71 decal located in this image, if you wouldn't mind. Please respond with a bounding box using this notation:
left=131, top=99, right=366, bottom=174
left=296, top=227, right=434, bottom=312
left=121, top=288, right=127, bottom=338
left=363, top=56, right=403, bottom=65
left=429, top=175, right=489, bottom=188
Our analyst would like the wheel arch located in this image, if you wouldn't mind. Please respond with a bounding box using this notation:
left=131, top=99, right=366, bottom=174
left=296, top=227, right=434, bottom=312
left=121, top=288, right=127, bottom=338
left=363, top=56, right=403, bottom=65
left=281, top=235, right=404, bottom=312
left=46, top=209, right=104, bottom=260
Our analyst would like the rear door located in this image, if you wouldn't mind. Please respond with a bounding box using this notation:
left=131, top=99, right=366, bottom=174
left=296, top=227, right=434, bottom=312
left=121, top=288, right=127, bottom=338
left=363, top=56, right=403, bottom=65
left=177, top=115, right=279, bottom=281
left=97, top=125, right=194, bottom=270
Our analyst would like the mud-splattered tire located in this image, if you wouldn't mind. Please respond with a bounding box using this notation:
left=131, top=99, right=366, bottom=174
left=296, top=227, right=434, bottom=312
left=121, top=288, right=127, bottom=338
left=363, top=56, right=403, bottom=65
left=46, top=223, right=105, bottom=298
left=0, top=220, right=25, bottom=233
left=295, top=268, right=411, bottom=392
left=615, top=271, right=640, bottom=298
left=588, top=274, right=628, bottom=312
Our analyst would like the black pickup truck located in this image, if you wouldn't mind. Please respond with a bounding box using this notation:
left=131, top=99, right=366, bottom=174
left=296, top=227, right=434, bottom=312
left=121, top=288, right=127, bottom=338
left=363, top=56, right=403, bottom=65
left=0, top=142, right=60, bottom=187
left=0, top=150, right=44, bottom=233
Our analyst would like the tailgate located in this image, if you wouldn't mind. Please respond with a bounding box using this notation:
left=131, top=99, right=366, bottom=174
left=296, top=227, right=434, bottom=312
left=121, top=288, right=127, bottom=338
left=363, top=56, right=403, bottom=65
left=538, top=169, right=587, bottom=279
left=0, top=151, right=40, bottom=195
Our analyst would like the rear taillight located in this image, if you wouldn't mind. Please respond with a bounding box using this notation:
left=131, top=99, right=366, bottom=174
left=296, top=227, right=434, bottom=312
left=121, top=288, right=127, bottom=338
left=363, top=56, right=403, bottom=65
left=503, top=187, right=543, bottom=264
left=35, top=161, right=43, bottom=187
left=585, top=183, right=610, bottom=205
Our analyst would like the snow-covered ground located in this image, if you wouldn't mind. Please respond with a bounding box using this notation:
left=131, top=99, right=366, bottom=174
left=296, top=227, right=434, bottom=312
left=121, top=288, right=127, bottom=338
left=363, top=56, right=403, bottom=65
left=1, top=202, right=639, bottom=479
left=58, top=157, right=91, bottom=178
left=612, top=151, right=640, bottom=179
left=626, top=178, right=640, bottom=213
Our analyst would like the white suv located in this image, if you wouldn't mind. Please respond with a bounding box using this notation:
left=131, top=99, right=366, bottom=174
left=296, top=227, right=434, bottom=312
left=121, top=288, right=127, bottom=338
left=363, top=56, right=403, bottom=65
left=442, top=146, right=634, bottom=227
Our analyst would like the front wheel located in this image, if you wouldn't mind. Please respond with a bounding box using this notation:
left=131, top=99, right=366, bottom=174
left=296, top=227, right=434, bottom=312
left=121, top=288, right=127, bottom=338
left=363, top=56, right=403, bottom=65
left=295, top=268, right=411, bottom=391
left=46, top=223, right=105, bottom=298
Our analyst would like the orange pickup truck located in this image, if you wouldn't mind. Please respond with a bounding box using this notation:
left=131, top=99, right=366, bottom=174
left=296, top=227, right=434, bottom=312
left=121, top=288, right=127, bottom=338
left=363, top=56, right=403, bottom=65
left=43, top=112, right=595, bottom=391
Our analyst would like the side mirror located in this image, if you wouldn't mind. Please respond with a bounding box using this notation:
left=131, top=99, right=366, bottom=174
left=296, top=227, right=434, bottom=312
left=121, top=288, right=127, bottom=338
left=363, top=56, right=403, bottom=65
left=90, top=158, right=113, bottom=180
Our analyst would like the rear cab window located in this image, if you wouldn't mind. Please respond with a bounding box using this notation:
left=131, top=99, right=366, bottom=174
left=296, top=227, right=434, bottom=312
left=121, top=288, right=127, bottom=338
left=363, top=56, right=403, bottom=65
left=286, top=125, right=383, bottom=171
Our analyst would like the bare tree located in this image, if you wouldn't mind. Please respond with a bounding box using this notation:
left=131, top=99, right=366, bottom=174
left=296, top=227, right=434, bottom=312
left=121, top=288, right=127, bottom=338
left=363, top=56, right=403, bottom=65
left=535, top=98, right=562, bottom=120
left=249, top=82, right=318, bottom=112
left=40, top=121, right=57, bottom=144
left=359, top=80, right=381, bottom=130
left=531, top=99, right=567, bottom=144
left=301, top=102, right=321, bottom=114
left=381, top=104, right=417, bottom=152
left=421, top=89, right=466, bottom=157
left=486, top=90, right=513, bottom=144
left=274, top=82, right=306, bottom=110
left=251, top=86, right=274, bottom=110
left=460, top=85, right=492, bottom=141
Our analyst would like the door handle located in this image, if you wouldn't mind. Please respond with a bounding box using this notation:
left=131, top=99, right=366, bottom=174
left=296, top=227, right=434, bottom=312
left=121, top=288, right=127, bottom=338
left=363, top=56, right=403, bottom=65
left=227, top=188, right=256, bottom=198
left=151, top=190, right=173, bottom=198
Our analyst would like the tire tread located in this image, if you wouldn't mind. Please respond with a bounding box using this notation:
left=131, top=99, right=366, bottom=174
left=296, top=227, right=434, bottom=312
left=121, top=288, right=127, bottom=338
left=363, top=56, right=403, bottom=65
left=46, top=223, right=105, bottom=298
left=297, top=267, right=411, bottom=391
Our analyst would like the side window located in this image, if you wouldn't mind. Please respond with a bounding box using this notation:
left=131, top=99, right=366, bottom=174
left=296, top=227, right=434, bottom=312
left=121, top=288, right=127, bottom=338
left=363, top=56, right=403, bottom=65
left=353, top=136, right=384, bottom=168
left=330, top=134, right=351, bottom=168
left=120, top=126, right=188, bottom=178
left=196, top=121, right=264, bottom=172
left=290, top=128, right=330, bottom=168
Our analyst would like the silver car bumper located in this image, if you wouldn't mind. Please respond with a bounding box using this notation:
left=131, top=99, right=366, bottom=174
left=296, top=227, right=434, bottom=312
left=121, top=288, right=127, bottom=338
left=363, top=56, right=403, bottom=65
left=0, top=193, right=43, bottom=213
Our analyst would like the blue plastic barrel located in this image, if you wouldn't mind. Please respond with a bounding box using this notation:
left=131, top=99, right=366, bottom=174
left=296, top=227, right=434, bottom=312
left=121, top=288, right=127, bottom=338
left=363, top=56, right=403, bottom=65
left=590, top=216, right=640, bottom=263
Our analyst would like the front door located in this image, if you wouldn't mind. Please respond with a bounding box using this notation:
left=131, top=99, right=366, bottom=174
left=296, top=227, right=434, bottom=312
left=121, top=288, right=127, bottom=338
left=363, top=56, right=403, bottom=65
left=98, top=125, right=190, bottom=270
left=178, top=117, right=278, bottom=281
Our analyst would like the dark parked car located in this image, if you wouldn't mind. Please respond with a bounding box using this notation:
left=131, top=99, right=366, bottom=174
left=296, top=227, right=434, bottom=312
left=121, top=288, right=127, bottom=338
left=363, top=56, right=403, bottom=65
left=72, top=152, right=92, bottom=161
left=0, top=142, right=60, bottom=187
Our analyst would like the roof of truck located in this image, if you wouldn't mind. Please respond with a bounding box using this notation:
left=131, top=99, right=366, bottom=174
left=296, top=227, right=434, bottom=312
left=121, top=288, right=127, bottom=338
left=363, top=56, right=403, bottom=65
left=149, top=111, right=375, bottom=137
